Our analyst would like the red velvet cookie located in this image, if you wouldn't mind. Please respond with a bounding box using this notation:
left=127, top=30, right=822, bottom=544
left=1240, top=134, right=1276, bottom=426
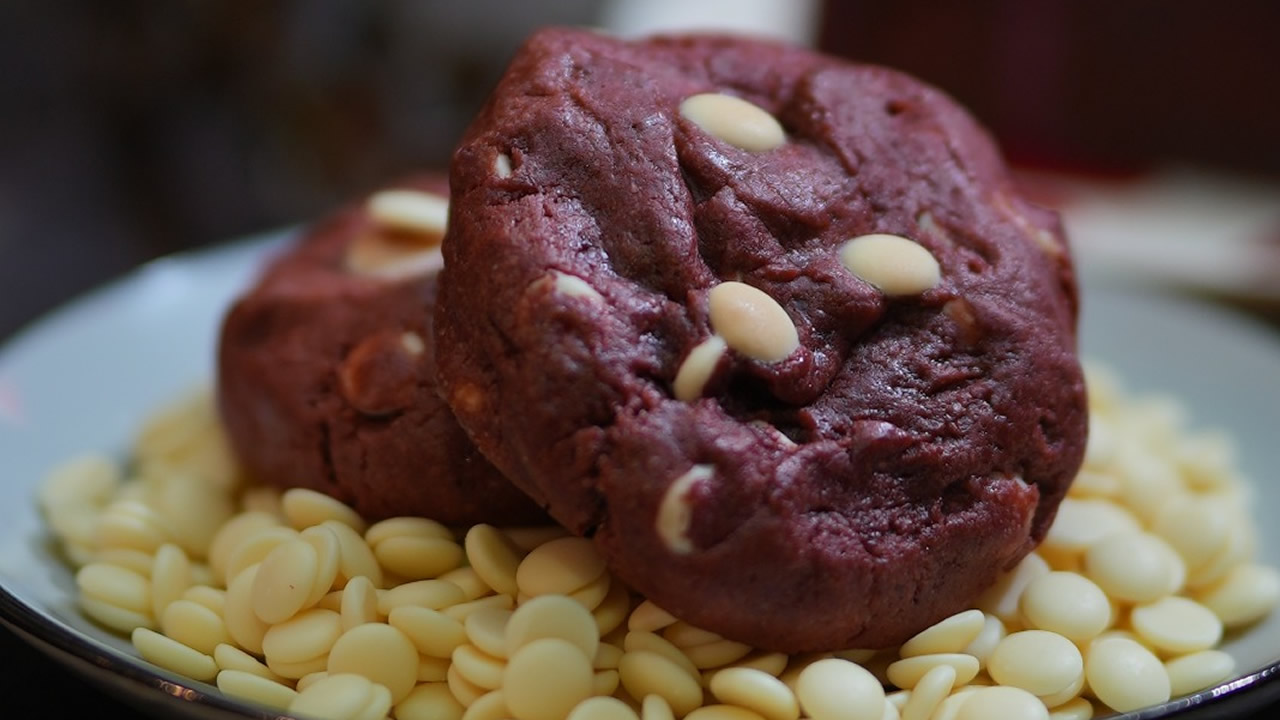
left=435, top=29, right=1087, bottom=651
left=217, top=174, right=545, bottom=525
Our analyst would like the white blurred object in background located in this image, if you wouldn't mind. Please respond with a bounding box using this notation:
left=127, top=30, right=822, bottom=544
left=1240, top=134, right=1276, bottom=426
left=600, top=0, right=821, bottom=46
left=1060, top=170, right=1280, bottom=303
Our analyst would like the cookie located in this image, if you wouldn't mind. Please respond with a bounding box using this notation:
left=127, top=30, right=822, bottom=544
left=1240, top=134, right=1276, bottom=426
left=216, top=174, right=545, bottom=526
left=434, top=28, right=1088, bottom=651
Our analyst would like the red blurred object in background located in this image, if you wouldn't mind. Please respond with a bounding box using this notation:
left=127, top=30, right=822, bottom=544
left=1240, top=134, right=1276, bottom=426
left=818, top=0, right=1280, bottom=179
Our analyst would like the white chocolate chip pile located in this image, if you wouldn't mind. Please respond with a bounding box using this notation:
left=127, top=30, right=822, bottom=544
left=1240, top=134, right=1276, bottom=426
left=36, top=361, right=1280, bottom=720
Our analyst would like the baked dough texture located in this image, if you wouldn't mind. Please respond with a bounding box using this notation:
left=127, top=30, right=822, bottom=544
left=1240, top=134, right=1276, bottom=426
left=435, top=29, right=1088, bottom=651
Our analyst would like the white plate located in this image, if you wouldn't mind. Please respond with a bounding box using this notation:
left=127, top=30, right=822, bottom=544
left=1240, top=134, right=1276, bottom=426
left=1, top=232, right=1279, bottom=719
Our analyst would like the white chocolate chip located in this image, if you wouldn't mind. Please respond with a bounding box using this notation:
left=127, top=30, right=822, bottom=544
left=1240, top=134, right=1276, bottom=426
left=1038, top=670, right=1085, bottom=710
left=679, top=93, right=786, bottom=152
left=506, top=595, right=600, bottom=660
left=749, top=420, right=798, bottom=447
left=915, top=211, right=935, bottom=230
left=505, top=638, right=594, bottom=720
left=569, top=696, right=638, bottom=720
left=619, top=650, right=703, bottom=717
left=495, top=153, right=514, bottom=178
left=1040, top=498, right=1141, bottom=559
left=450, top=638, right=504, bottom=691
left=345, top=237, right=443, bottom=280
left=1018, top=571, right=1112, bottom=641
left=1033, top=229, right=1062, bottom=256
left=974, top=552, right=1050, bottom=624
left=707, top=282, right=798, bottom=364
left=260, top=608, right=342, bottom=665
left=516, top=537, right=606, bottom=597
left=928, top=687, right=980, bottom=720
left=794, top=658, right=886, bottom=720
left=707, top=667, right=798, bottom=720
left=656, top=465, right=712, bottom=554
left=367, top=189, right=449, bottom=237
left=901, top=664, right=955, bottom=720
left=216, top=669, right=297, bottom=710
left=1130, top=596, right=1223, bottom=655
left=884, top=653, right=979, bottom=689
left=960, top=613, right=1006, bottom=670
left=448, top=662, right=486, bottom=706
left=838, top=234, right=941, bottom=296
left=502, top=526, right=571, bottom=553
left=1083, top=531, right=1184, bottom=604
left=327, top=622, right=419, bottom=703
left=683, top=639, right=752, bottom=669
left=941, top=298, right=981, bottom=345
left=673, top=336, right=728, bottom=402
left=401, top=332, right=426, bottom=356
left=899, top=609, right=985, bottom=657
left=464, top=524, right=522, bottom=597
left=346, top=190, right=449, bottom=279
left=151, top=546, right=194, bottom=623
left=77, top=562, right=152, bottom=615
left=915, top=211, right=946, bottom=239
left=338, top=576, right=378, bottom=630
left=954, top=687, right=1047, bottom=720
left=553, top=271, right=603, bottom=300
left=132, top=627, right=218, bottom=682
left=1152, top=495, right=1232, bottom=572
left=250, top=539, right=318, bottom=624
left=1164, top=650, right=1236, bottom=697
left=993, top=191, right=1062, bottom=258
left=160, top=599, right=230, bottom=656
left=592, top=580, right=632, bottom=638
left=79, top=595, right=153, bottom=635
left=289, top=672, right=379, bottom=719
left=39, top=454, right=121, bottom=511
left=624, top=631, right=699, bottom=678
left=282, top=487, right=366, bottom=533
left=986, top=630, right=1082, bottom=697
left=451, top=382, right=488, bottom=417
left=662, top=620, right=721, bottom=648
left=628, top=600, right=679, bottom=634
left=398, top=682, right=464, bottom=719
left=379, top=580, right=466, bottom=615
left=1084, top=637, right=1171, bottom=712
left=224, top=564, right=270, bottom=656
left=684, top=705, right=771, bottom=720
left=1196, top=563, right=1280, bottom=628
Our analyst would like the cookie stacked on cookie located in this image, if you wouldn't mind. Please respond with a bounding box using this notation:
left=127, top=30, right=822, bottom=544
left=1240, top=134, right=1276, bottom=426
left=216, top=174, right=545, bottom=526
left=217, top=28, right=1087, bottom=653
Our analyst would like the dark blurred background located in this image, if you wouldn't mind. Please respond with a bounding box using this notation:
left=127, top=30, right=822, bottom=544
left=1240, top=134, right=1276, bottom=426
left=0, top=1, right=1278, bottom=717
left=824, top=2, right=1280, bottom=178
left=1, top=0, right=1278, bottom=342
left=0, top=0, right=603, bottom=342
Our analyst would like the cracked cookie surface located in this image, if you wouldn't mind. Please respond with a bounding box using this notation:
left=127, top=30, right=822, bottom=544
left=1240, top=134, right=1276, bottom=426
left=216, top=174, right=545, bottom=526
left=435, top=29, right=1087, bottom=651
